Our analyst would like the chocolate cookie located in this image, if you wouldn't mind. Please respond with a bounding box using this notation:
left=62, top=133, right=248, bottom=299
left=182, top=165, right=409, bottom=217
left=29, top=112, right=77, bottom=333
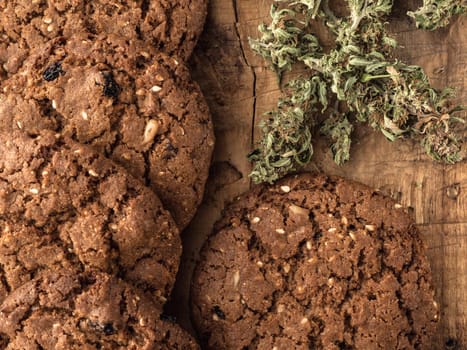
left=0, top=270, right=200, bottom=349
left=2, top=34, right=214, bottom=229
left=0, top=0, right=206, bottom=76
left=0, top=129, right=181, bottom=306
left=191, top=174, right=439, bottom=349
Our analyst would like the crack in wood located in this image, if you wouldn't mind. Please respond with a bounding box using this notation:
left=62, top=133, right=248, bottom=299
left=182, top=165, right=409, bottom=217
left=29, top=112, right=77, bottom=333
left=232, top=0, right=257, bottom=168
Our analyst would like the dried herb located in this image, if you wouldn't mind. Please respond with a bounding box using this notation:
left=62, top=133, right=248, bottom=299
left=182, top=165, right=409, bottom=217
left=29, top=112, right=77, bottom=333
left=248, top=3, right=323, bottom=80
left=408, top=0, right=467, bottom=30
left=249, top=0, right=466, bottom=183
left=320, top=111, right=353, bottom=165
left=43, top=62, right=63, bottom=81
left=86, top=320, right=116, bottom=335
left=162, top=142, right=178, bottom=160
left=249, top=77, right=327, bottom=182
left=101, top=71, right=120, bottom=99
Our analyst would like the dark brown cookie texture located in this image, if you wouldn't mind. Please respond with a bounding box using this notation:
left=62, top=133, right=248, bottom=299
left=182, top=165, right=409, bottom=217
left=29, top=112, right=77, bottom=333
left=0, top=0, right=206, bottom=76
left=191, top=174, right=439, bottom=350
left=0, top=129, right=181, bottom=306
left=0, top=270, right=200, bottom=350
left=2, top=34, right=215, bottom=229
left=139, top=0, right=208, bottom=61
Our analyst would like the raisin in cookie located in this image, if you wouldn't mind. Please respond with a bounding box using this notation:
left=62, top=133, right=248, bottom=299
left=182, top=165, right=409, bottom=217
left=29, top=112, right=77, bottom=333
left=2, top=34, right=214, bottom=229
left=0, top=129, right=181, bottom=306
left=0, top=0, right=206, bottom=76
left=191, top=174, right=439, bottom=350
left=0, top=270, right=200, bottom=350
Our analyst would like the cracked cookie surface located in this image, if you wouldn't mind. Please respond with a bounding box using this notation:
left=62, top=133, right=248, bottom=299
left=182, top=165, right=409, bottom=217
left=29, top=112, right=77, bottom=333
left=191, top=174, right=439, bottom=350
left=2, top=34, right=214, bottom=229
left=0, top=0, right=206, bottom=77
left=0, top=270, right=200, bottom=350
left=0, top=129, right=181, bottom=306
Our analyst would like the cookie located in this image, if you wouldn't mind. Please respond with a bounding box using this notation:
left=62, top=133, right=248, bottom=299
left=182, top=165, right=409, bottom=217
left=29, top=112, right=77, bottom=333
left=0, top=0, right=206, bottom=76
left=0, top=129, right=181, bottom=306
left=0, top=270, right=200, bottom=350
left=2, top=34, right=214, bottom=229
left=191, top=174, right=439, bottom=349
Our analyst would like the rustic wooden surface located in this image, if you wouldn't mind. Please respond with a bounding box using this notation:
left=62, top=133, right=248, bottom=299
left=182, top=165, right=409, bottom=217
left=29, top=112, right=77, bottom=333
left=169, top=1, right=467, bottom=348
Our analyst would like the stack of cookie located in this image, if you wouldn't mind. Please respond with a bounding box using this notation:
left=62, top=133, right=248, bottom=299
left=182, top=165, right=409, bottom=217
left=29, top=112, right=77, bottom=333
left=0, top=1, right=213, bottom=349
left=191, top=174, right=440, bottom=349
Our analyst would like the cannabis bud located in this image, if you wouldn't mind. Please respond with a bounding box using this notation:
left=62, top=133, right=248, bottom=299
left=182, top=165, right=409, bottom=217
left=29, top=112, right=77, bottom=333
left=248, top=0, right=465, bottom=184
left=408, top=0, right=467, bottom=30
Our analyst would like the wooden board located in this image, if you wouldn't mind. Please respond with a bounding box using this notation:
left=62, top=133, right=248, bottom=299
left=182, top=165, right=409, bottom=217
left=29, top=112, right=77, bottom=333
left=169, top=1, right=467, bottom=348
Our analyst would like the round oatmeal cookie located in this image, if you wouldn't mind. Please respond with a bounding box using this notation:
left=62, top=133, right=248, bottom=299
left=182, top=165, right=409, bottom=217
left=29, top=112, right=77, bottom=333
left=2, top=34, right=214, bottom=229
left=0, top=0, right=206, bottom=76
left=191, top=174, right=439, bottom=350
left=0, top=270, right=200, bottom=350
left=0, top=129, right=181, bottom=306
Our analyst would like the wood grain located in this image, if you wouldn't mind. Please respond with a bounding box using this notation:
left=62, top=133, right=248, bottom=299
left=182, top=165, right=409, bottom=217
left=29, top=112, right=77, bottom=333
left=170, top=1, right=467, bottom=348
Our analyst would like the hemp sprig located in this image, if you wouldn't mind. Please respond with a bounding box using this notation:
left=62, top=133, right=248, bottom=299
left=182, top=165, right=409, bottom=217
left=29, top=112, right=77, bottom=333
left=248, top=3, right=323, bottom=79
left=408, top=0, right=467, bottom=30
left=248, top=77, right=327, bottom=183
left=249, top=0, right=466, bottom=183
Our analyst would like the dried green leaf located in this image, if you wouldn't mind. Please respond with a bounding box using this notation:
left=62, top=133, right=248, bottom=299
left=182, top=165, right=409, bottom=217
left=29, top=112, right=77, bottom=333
left=408, top=0, right=467, bottom=30
left=320, top=113, right=353, bottom=164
